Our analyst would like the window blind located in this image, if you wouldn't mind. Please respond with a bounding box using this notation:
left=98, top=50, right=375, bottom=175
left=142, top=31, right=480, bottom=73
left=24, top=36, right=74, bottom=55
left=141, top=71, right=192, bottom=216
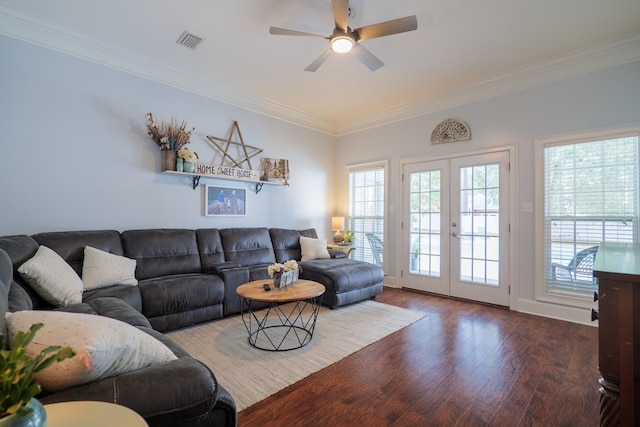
left=543, top=133, right=639, bottom=296
left=348, top=166, right=385, bottom=265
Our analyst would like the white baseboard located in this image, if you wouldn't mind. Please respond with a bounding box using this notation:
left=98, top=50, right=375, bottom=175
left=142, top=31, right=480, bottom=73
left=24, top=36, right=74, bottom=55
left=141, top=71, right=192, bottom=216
left=382, top=276, right=399, bottom=288
left=516, top=298, right=597, bottom=326
left=383, top=278, right=596, bottom=327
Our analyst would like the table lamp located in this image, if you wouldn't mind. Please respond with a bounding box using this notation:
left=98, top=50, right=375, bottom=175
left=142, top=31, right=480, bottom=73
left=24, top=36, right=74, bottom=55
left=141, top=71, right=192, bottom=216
left=331, top=216, right=345, bottom=243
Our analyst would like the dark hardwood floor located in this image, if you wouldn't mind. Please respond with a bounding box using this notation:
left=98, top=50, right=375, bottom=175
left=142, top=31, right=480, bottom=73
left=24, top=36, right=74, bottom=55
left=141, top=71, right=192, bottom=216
left=238, top=287, right=599, bottom=426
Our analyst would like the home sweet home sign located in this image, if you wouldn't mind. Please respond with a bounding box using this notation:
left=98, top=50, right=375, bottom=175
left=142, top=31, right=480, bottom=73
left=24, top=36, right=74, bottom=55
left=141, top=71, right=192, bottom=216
left=194, top=163, right=259, bottom=182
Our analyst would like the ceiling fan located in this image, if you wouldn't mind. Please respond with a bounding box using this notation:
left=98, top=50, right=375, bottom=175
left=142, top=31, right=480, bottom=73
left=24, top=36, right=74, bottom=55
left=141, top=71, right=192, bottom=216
left=269, top=0, right=417, bottom=72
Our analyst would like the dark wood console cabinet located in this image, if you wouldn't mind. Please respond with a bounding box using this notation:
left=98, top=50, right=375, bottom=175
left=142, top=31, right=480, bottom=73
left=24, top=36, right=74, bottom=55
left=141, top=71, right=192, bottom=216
left=593, top=242, right=640, bottom=426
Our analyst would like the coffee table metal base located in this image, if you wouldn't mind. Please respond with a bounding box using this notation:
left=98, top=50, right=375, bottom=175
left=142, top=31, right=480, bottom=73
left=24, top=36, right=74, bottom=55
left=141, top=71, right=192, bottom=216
left=240, top=295, right=323, bottom=351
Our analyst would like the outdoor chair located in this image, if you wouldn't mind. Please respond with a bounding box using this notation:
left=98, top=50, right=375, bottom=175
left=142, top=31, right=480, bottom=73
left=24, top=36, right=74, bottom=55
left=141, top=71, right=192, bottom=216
left=365, top=233, right=384, bottom=267
left=551, top=245, right=599, bottom=283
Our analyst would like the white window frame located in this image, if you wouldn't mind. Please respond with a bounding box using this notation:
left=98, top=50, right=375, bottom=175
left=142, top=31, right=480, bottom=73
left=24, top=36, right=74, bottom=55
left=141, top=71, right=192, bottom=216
left=347, top=161, right=388, bottom=266
left=534, top=125, right=640, bottom=308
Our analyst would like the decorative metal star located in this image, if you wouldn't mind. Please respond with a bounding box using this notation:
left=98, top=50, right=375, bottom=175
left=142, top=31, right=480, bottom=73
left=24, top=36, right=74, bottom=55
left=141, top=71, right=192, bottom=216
left=205, top=121, right=263, bottom=170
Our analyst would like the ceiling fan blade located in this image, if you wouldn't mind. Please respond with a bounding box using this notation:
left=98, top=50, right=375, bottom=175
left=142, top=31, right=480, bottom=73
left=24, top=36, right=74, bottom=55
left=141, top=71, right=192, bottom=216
left=351, top=44, right=384, bottom=71
left=304, top=49, right=333, bottom=72
left=355, top=15, right=417, bottom=41
left=269, top=26, right=327, bottom=38
left=332, top=0, right=350, bottom=32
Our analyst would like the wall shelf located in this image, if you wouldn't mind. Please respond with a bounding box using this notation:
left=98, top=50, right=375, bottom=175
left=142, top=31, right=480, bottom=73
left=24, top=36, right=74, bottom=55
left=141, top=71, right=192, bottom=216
left=162, top=170, right=283, bottom=193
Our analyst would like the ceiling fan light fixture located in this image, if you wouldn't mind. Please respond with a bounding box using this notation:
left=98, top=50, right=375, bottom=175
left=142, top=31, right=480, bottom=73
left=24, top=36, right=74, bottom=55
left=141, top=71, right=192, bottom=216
left=330, top=35, right=354, bottom=53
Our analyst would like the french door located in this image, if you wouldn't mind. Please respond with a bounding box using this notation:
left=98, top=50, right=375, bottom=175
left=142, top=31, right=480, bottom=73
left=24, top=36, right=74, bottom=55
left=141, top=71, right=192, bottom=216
left=402, top=151, right=510, bottom=306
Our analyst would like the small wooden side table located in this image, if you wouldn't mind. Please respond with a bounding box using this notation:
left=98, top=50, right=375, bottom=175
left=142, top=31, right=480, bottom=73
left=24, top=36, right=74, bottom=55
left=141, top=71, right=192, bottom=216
left=44, top=401, right=148, bottom=427
left=236, top=279, right=325, bottom=351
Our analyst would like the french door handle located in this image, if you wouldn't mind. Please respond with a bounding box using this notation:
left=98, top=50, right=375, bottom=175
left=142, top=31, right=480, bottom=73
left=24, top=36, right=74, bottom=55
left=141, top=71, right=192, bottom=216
left=451, top=232, right=459, bottom=238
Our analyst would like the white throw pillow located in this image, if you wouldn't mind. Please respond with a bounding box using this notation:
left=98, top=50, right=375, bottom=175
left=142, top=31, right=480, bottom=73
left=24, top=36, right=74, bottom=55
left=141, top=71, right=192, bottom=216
left=299, top=236, right=331, bottom=261
left=5, top=310, right=177, bottom=392
left=82, top=246, right=138, bottom=291
left=17, top=246, right=83, bottom=307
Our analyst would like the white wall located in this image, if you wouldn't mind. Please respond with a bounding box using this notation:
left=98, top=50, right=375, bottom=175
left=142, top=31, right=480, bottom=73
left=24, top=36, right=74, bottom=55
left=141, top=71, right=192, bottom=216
left=0, top=35, right=336, bottom=237
left=335, top=59, right=640, bottom=323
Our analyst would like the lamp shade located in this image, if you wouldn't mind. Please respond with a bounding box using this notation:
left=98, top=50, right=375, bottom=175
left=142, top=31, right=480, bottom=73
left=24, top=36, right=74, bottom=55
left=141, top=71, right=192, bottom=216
left=331, top=216, right=345, bottom=231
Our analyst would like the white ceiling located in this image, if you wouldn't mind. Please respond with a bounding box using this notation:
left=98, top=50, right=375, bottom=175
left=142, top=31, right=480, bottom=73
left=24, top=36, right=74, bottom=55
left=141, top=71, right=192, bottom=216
left=2, top=0, right=640, bottom=135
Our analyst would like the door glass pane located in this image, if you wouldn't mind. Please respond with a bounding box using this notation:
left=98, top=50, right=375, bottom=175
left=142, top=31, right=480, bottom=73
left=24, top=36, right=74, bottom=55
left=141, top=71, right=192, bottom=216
left=458, top=164, right=500, bottom=285
left=409, top=170, right=441, bottom=276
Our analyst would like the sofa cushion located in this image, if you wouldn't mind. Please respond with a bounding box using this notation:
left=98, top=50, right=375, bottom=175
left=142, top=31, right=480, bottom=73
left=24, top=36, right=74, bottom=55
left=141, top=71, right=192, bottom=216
left=121, top=229, right=202, bottom=280
left=195, top=229, right=226, bottom=271
left=8, top=282, right=33, bottom=312
left=82, top=246, right=138, bottom=290
left=137, top=273, right=225, bottom=319
left=85, top=297, right=151, bottom=328
left=300, top=236, right=331, bottom=261
left=17, top=245, right=83, bottom=307
left=83, top=285, right=143, bottom=312
left=269, top=228, right=317, bottom=263
left=5, top=310, right=177, bottom=392
left=219, top=228, right=276, bottom=267
left=33, top=230, right=124, bottom=277
left=54, top=302, right=99, bottom=316
left=0, top=235, right=40, bottom=268
left=0, top=236, right=47, bottom=310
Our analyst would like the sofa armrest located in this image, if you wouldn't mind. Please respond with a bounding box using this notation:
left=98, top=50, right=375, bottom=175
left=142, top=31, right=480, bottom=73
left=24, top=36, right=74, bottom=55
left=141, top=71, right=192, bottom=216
left=210, top=267, right=250, bottom=316
left=85, top=297, right=152, bottom=328
left=204, top=262, right=242, bottom=272
left=328, top=249, right=346, bottom=259
left=39, top=357, right=219, bottom=426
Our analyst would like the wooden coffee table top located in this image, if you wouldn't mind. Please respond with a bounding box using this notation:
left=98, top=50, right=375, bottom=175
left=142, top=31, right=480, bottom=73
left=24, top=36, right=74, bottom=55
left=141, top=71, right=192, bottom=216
left=237, top=279, right=325, bottom=303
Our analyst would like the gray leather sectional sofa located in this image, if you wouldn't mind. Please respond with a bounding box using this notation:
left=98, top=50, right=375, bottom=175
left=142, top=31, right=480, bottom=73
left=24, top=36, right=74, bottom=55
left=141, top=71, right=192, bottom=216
left=0, top=227, right=384, bottom=427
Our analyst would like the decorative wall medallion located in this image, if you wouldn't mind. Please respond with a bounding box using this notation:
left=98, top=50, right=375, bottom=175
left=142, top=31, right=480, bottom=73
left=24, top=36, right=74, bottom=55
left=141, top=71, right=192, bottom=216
left=431, top=118, right=471, bottom=144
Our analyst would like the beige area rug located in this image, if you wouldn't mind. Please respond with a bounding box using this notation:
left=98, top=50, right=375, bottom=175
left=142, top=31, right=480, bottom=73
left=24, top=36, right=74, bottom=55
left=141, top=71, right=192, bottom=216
left=167, top=300, right=426, bottom=411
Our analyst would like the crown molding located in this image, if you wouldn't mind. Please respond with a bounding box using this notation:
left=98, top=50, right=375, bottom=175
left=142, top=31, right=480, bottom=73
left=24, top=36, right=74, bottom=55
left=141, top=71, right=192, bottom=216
left=336, top=32, right=640, bottom=135
left=0, top=7, right=338, bottom=136
left=2, top=7, right=639, bottom=137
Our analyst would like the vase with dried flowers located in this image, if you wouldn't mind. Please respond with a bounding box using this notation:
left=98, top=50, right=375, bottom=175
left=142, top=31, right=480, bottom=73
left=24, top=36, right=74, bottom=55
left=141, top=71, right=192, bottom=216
left=145, top=112, right=195, bottom=171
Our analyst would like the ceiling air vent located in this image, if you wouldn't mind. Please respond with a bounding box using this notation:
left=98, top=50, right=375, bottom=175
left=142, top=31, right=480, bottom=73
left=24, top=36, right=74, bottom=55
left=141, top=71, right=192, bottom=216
left=176, top=31, right=204, bottom=50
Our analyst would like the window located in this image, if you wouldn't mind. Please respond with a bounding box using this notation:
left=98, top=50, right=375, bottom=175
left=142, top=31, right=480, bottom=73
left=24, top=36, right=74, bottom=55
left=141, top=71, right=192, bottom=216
left=348, top=163, right=386, bottom=266
left=536, top=128, right=639, bottom=303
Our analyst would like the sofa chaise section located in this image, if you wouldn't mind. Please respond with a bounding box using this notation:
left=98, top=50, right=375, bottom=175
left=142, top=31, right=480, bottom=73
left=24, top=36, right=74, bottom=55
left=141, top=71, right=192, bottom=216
left=300, top=258, right=384, bottom=308
left=269, top=228, right=384, bottom=308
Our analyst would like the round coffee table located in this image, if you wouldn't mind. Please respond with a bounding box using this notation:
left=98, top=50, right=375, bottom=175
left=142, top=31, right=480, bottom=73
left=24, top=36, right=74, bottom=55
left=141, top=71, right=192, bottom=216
left=236, top=279, right=325, bottom=351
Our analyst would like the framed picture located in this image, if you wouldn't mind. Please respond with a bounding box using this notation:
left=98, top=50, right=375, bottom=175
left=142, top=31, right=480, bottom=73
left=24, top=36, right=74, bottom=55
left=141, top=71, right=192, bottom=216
left=261, top=157, right=290, bottom=185
left=205, top=185, right=247, bottom=216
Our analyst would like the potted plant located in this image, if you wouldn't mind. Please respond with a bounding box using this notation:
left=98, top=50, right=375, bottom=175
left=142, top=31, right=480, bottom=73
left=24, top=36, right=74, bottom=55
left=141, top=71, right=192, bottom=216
left=0, top=323, right=75, bottom=426
left=410, top=241, right=420, bottom=271
left=342, top=230, right=355, bottom=244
